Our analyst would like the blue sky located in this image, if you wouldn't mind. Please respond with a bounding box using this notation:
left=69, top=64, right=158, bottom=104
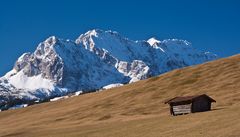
left=0, top=0, right=239, bottom=76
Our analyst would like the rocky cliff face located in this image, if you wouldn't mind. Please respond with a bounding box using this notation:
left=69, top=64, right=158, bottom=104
left=0, top=29, right=217, bottom=110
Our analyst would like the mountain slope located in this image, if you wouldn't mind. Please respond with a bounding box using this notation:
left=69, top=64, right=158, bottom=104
left=0, top=54, right=239, bottom=137
left=0, top=29, right=217, bottom=110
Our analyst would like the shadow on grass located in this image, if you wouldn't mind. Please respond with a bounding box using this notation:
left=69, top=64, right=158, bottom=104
left=210, top=107, right=225, bottom=111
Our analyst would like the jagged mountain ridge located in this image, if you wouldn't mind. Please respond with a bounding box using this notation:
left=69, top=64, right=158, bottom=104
left=0, top=29, right=217, bottom=110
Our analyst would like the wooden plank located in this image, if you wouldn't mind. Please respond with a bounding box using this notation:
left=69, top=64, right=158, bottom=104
left=173, top=104, right=191, bottom=114
left=174, top=110, right=191, bottom=114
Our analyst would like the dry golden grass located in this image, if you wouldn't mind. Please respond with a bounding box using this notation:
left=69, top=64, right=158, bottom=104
left=0, top=54, right=240, bottom=137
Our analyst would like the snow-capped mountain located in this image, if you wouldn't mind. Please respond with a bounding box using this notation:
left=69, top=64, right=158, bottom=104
left=0, top=29, right=217, bottom=110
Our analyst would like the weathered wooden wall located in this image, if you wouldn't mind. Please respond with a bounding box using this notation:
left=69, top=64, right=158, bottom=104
left=172, top=104, right=191, bottom=115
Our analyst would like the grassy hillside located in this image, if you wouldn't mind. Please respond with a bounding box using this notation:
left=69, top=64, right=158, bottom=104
left=0, top=54, right=240, bottom=137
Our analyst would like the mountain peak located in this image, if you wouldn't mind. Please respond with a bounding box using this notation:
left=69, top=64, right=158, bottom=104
left=147, top=37, right=161, bottom=46
left=84, top=29, right=102, bottom=37
left=44, top=36, right=59, bottom=46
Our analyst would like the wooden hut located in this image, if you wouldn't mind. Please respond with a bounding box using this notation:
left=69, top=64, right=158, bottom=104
left=164, top=94, right=216, bottom=116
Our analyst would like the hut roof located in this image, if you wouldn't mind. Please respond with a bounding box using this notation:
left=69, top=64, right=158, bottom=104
left=164, top=94, right=216, bottom=104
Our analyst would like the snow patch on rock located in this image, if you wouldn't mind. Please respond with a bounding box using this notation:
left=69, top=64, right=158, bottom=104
left=102, top=83, right=124, bottom=90
left=8, top=70, right=55, bottom=90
